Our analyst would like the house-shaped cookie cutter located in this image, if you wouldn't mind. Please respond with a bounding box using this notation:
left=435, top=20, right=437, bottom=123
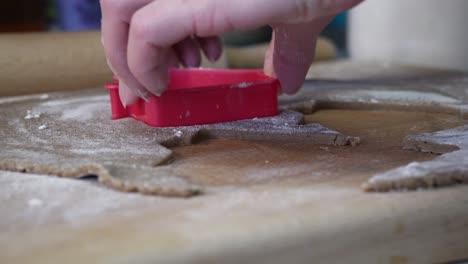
left=105, top=69, right=280, bottom=127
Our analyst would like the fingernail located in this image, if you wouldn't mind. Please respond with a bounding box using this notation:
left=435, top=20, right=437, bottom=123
left=279, top=74, right=305, bottom=95
left=263, top=60, right=275, bottom=77
left=119, top=82, right=131, bottom=107
left=206, top=45, right=222, bottom=63
left=183, top=53, right=201, bottom=68
left=207, top=53, right=216, bottom=63
left=149, top=76, right=168, bottom=97
left=136, top=89, right=150, bottom=102
left=275, top=63, right=308, bottom=95
left=264, top=41, right=276, bottom=77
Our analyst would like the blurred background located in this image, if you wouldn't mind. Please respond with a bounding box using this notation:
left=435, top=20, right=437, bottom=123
left=0, top=0, right=345, bottom=97
left=0, top=0, right=348, bottom=55
left=2, top=0, right=468, bottom=88
left=1, top=0, right=101, bottom=32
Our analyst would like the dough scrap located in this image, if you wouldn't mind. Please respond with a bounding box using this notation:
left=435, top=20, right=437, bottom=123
left=0, top=89, right=358, bottom=197
left=363, top=125, right=468, bottom=191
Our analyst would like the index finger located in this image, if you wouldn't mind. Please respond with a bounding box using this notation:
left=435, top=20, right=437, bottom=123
left=100, top=0, right=153, bottom=105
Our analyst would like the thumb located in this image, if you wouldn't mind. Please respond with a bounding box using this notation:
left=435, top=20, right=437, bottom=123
left=266, top=17, right=333, bottom=94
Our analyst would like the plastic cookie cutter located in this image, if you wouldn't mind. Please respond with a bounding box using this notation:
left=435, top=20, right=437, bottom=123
left=105, top=69, right=280, bottom=127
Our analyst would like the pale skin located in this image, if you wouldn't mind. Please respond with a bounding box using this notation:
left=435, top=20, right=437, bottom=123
left=100, top=0, right=363, bottom=106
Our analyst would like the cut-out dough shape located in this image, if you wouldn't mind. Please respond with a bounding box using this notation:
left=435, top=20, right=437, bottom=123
left=279, top=73, right=468, bottom=193
left=363, top=125, right=468, bottom=191
left=0, top=90, right=359, bottom=197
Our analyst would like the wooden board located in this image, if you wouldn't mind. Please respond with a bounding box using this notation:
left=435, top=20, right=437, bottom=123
left=1, top=61, right=468, bottom=263
left=1, top=109, right=468, bottom=263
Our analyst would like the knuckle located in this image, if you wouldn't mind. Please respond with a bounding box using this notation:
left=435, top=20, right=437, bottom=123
left=191, top=0, right=231, bottom=36
left=130, top=11, right=152, bottom=41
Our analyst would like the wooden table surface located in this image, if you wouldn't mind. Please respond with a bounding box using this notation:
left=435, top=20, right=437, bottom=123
left=1, top=61, right=468, bottom=264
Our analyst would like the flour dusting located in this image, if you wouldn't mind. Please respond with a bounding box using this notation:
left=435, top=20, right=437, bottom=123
left=60, top=102, right=106, bottom=121
left=24, top=110, right=41, bottom=120
left=28, top=198, right=44, bottom=207
left=334, top=90, right=461, bottom=104
left=0, top=171, right=164, bottom=230
left=365, top=125, right=468, bottom=192
left=0, top=93, right=50, bottom=105
left=174, top=130, right=183, bottom=137
left=41, top=95, right=107, bottom=107
left=233, top=82, right=253, bottom=89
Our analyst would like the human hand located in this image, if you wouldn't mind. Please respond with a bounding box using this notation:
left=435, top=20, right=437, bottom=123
left=101, top=0, right=363, bottom=105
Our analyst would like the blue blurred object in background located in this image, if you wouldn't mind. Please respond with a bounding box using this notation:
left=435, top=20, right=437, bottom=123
left=56, top=0, right=101, bottom=31
left=322, top=13, right=348, bottom=56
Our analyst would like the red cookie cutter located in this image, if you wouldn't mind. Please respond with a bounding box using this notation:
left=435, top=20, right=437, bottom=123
left=105, top=69, right=280, bottom=127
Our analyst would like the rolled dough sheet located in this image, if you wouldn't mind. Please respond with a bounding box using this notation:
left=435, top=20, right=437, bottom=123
left=281, top=68, right=468, bottom=192
left=0, top=89, right=358, bottom=197
left=363, top=125, right=468, bottom=191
